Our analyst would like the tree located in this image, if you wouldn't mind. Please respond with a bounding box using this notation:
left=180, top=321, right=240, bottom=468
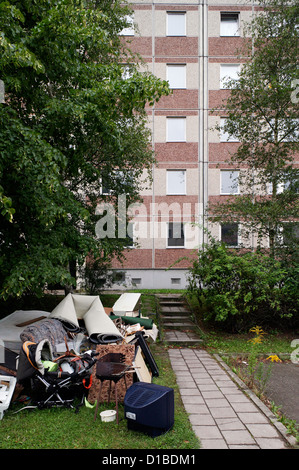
left=0, top=0, right=169, bottom=298
left=186, top=236, right=298, bottom=332
left=210, top=0, right=299, bottom=260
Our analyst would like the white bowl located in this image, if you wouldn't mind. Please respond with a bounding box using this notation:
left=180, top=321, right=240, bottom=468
left=100, top=410, right=117, bottom=422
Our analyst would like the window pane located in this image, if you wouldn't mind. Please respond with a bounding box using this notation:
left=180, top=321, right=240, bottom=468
left=167, top=117, right=186, bottom=142
left=167, top=170, right=186, bottom=195
left=124, top=222, right=134, bottom=247
left=168, top=222, right=185, bottom=247
left=220, top=64, right=240, bottom=88
left=167, top=65, right=186, bottom=89
left=221, top=223, right=238, bottom=246
left=282, top=223, right=299, bottom=246
left=220, top=118, right=239, bottom=142
left=120, top=15, right=134, bottom=35
left=167, top=12, right=186, bottom=36
left=220, top=13, right=239, bottom=36
left=221, top=170, right=239, bottom=194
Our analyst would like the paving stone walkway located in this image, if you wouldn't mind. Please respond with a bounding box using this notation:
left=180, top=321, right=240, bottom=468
left=168, top=348, right=296, bottom=449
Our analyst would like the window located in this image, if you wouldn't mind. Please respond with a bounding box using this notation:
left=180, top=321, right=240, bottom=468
left=167, top=117, right=186, bottom=142
left=122, top=65, right=133, bottom=80
left=168, top=222, right=185, bottom=247
left=268, top=170, right=299, bottom=194
left=167, top=170, right=186, bottom=195
left=221, top=223, right=239, bottom=247
left=120, top=15, right=134, bottom=36
left=167, top=12, right=186, bottom=36
left=220, top=64, right=240, bottom=89
left=101, top=177, right=112, bottom=195
left=125, top=221, right=135, bottom=248
left=171, top=278, right=181, bottom=285
left=220, top=117, right=239, bottom=142
left=101, top=170, right=134, bottom=195
left=221, top=170, right=239, bottom=194
left=268, top=118, right=299, bottom=143
left=113, top=272, right=125, bottom=283
left=220, top=13, right=239, bottom=37
left=167, top=64, right=186, bottom=89
left=132, top=278, right=142, bottom=286
left=281, top=222, right=299, bottom=246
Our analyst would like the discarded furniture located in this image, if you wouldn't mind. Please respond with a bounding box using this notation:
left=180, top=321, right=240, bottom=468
left=131, top=331, right=159, bottom=377
left=0, top=310, right=49, bottom=352
left=93, top=353, right=131, bottom=424
left=112, top=293, right=141, bottom=317
left=87, top=344, right=135, bottom=406
left=0, top=376, right=17, bottom=420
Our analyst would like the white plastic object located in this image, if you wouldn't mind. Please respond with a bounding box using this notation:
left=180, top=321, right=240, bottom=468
left=100, top=409, right=117, bottom=422
left=0, top=376, right=17, bottom=420
left=112, top=293, right=141, bottom=317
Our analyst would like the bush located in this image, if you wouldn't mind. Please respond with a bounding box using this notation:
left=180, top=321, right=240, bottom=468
left=187, top=238, right=299, bottom=332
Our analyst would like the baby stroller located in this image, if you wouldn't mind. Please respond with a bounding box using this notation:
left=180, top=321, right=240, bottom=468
left=16, top=339, right=98, bottom=412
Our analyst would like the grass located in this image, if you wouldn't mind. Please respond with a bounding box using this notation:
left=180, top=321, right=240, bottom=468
left=203, top=329, right=295, bottom=357
left=185, top=292, right=297, bottom=358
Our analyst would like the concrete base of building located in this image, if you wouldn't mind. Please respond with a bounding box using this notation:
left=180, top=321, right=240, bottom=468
left=108, top=269, right=189, bottom=290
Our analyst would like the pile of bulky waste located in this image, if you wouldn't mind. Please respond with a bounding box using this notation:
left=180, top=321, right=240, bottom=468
left=0, top=293, right=164, bottom=428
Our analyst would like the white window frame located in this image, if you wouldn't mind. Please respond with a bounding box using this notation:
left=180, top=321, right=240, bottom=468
left=120, top=15, right=135, bottom=36
left=220, top=64, right=241, bottom=89
left=220, top=117, right=239, bottom=142
left=220, top=223, right=239, bottom=247
left=220, top=12, right=240, bottom=37
left=166, top=64, right=186, bottom=89
left=220, top=170, right=239, bottom=195
left=167, top=222, right=185, bottom=248
left=167, top=170, right=186, bottom=195
left=166, top=117, right=186, bottom=142
left=166, top=12, right=186, bottom=37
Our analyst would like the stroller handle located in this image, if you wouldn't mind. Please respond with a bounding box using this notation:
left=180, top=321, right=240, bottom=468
left=76, top=350, right=99, bottom=376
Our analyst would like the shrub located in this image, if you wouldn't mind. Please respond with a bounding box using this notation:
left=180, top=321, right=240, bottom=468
left=187, top=238, right=298, bottom=332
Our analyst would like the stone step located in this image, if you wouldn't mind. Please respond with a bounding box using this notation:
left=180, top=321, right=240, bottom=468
left=160, top=305, right=190, bottom=313
left=163, top=321, right=197, bottom=330
left=156, top=294, right=182, bottom=299
left=164, top=330, right=203, bottom=346
left=155, top=294, right=203, bottom=345
left=160, top=313, right=190, bottom=320
left=161, top=315, right=191, bottom=322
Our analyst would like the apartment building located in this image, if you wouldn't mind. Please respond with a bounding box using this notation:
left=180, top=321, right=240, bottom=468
left=109, top=1, right=258, bottom=289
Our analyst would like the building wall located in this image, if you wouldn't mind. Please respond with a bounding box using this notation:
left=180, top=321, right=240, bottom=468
left=108, top=1, right=265, bottom=289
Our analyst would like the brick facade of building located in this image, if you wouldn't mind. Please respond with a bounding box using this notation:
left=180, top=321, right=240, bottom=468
left=106, top=1, right=297, bottom=289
